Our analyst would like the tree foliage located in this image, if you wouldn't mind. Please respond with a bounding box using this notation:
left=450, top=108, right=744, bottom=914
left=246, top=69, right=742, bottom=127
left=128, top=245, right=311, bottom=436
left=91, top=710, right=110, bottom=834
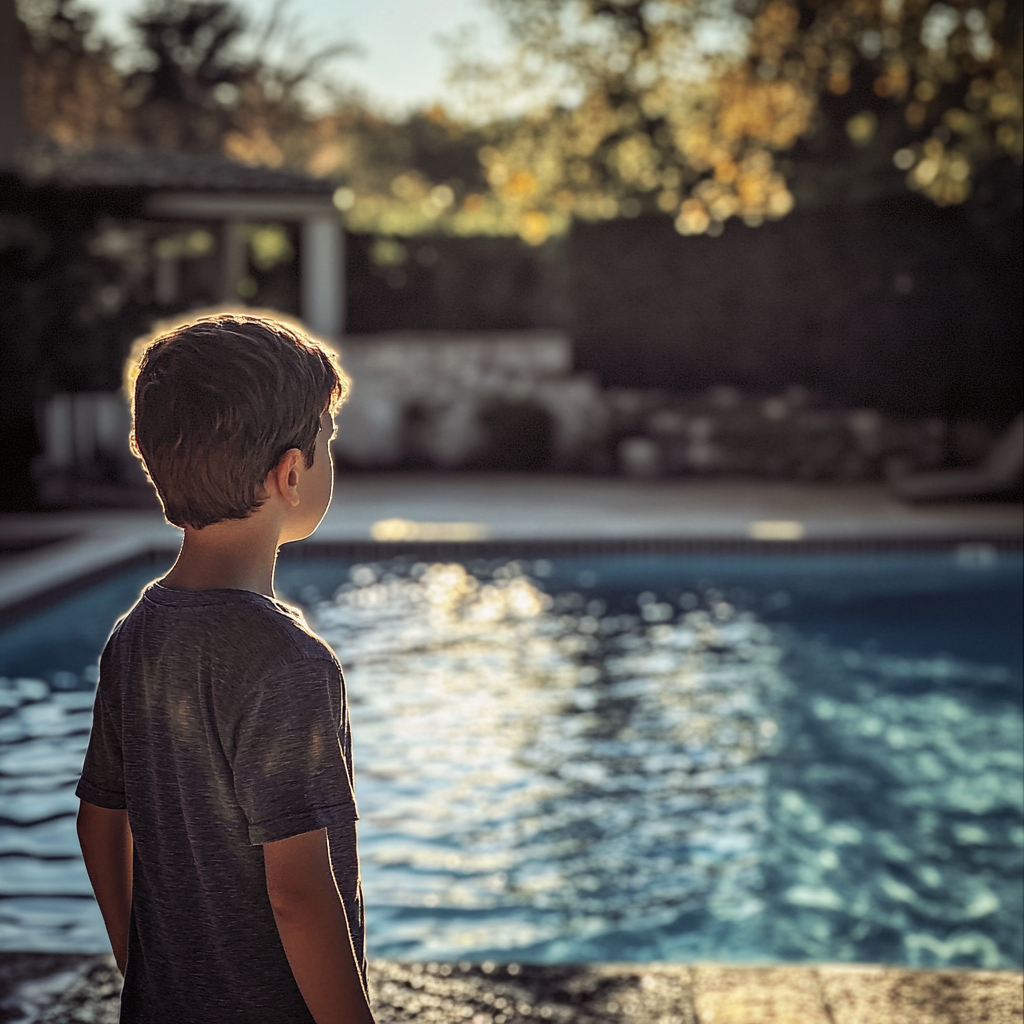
left=19, top=0, right=129, bottom=148
left=125, top=0, right=250, bottom=152
left=15, top=0, right=500, bottom=234
left=19, top=0, right=352, bottom=161
left=449, top=0, right=1023, bottom=242
left=16, top=0, right=1022, bottom=244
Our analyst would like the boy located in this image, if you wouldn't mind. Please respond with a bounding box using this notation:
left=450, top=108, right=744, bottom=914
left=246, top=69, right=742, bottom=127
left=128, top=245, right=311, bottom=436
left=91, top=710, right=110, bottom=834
left=75, top=313, right=376, bottom=1023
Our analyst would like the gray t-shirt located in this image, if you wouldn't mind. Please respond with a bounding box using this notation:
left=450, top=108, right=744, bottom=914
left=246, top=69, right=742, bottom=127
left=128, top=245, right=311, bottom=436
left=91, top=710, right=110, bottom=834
left=76, top=582, right=363, bottom=1023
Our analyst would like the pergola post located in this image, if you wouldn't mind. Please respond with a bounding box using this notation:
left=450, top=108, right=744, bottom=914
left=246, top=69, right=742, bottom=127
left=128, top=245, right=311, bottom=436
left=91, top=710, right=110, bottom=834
left=220, top=219, right=247, bottom=304
left=301, top=215, right=345, bottom=339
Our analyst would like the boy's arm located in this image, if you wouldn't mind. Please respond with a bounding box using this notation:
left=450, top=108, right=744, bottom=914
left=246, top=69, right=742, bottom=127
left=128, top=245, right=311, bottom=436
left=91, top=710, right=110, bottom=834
left=263, top=828, right=376, bottom=1024
left=76, top=801, right=133, bottom=975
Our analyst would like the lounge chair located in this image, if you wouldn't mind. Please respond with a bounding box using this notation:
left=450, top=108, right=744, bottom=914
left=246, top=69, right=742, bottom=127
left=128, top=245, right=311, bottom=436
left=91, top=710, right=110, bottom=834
left=894, top=413, right=1023, bottom=502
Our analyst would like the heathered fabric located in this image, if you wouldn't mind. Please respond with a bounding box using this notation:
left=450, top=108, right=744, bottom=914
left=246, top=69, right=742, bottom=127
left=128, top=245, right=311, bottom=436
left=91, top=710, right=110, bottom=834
left=76, top=582, right=364, bottom=1023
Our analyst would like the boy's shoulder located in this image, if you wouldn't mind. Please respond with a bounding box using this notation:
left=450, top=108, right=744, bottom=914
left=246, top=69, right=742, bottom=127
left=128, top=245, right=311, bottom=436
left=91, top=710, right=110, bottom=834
left=113, top=583, right=336, bottom=678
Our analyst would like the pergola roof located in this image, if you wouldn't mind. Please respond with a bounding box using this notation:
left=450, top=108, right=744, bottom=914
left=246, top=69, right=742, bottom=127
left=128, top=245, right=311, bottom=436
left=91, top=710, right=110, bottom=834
left=18, top=141, right=334, bottom=195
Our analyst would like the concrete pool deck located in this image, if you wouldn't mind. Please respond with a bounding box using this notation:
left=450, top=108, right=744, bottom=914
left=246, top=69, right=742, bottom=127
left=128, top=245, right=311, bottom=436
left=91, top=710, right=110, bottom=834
left=1, top=474, right=1021, bottom=613
left=0, top=954, right=1021, bottom=1023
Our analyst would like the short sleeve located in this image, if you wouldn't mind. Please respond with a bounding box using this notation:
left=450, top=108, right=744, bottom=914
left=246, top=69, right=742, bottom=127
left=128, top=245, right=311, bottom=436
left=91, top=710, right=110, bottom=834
left=232, top=658, right=357, bottom=846
left=76, top=683, right=126, bottom=810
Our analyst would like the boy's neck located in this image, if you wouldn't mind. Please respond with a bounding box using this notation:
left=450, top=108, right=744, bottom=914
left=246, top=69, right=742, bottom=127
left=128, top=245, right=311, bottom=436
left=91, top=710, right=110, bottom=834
left=160, top=516, right=283, bottom=598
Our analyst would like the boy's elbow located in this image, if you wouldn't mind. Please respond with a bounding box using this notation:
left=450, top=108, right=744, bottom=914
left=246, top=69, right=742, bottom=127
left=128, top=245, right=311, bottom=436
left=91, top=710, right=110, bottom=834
left=265, top=873, right=317, bottom=916
left=265, top=871, right=340, bottom=927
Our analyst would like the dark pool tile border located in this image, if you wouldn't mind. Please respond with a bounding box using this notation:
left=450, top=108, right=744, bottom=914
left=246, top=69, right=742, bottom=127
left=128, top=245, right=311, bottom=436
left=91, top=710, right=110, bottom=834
left=0, top=536, right=78, bottom=558
left=1, top=535, right=1020, bottom=632
left=287, top=534, right=1024, bottom=561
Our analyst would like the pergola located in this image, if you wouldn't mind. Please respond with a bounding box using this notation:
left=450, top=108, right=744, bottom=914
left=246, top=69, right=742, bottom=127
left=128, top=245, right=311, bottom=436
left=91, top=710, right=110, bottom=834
left=18, top=145, right=345, bottom=340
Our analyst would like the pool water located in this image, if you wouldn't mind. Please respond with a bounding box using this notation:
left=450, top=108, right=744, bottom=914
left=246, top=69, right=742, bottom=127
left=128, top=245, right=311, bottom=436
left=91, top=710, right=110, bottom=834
left=1, top=547, right=1021, bottom=969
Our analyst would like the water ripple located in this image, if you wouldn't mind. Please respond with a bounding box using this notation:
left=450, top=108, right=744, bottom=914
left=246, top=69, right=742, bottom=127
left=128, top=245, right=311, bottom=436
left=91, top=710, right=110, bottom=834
left=0, top=552, right=1020, bottom=966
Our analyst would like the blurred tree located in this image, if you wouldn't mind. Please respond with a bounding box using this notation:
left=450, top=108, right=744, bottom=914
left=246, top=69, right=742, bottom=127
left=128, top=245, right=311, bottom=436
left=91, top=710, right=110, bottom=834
left=445, top=0, right=1022, bottom=242
left=128, top=0, right=357, bottom=158
left=125, top=0, right=249, bottom=152
left=18, top=0, right=129, bottom=147
left=17, top=0, right=353, bottom=158
left=320, top=105, right=500, bottom=236
left=15, top=0, right=1019, bottom=244
left=129, top=0, right=351, bottom=159
left=13, top=0, right=554, bottom=238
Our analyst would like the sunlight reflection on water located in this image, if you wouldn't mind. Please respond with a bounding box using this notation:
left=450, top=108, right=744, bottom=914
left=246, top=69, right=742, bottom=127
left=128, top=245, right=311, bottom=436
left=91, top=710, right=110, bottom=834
left=0, top=550, right=1021, bottom=967
left=302, top=556, right=1023, bottom=966
left=313, top=561, right=780, bottom=961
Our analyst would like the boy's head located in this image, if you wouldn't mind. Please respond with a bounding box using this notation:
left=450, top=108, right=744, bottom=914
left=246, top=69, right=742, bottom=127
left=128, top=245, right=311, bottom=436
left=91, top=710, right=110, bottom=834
left=127, top=312, right=349, bottom=530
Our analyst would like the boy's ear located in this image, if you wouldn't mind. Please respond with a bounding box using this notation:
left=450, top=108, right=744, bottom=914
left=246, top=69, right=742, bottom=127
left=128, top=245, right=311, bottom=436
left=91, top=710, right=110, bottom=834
left=268, top=448, right=304, bottom=507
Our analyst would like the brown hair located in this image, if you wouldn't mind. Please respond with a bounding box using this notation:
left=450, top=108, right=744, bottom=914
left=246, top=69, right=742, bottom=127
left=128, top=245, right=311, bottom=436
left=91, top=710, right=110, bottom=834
left=126, top=312, right=349, bottom=530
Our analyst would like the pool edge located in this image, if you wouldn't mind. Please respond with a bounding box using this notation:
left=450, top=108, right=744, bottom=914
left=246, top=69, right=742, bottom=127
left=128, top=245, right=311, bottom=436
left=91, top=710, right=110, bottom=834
left=1, top=531, right=1021, bottom=631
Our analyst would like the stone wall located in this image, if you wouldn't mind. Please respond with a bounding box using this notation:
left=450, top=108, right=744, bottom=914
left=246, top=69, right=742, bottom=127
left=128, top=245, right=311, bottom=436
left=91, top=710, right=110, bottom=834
left=332, top=332, right=1002, bottom=482
left=334, top=332, right=605, bottom=472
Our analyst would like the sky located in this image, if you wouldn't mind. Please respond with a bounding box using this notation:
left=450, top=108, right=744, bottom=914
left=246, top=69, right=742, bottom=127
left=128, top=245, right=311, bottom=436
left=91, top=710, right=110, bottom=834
left=91, top=0, right=511, bottom=117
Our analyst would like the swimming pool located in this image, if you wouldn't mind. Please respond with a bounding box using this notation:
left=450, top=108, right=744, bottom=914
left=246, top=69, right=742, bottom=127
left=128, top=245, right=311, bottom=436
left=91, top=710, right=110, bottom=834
left=1, top=544, right=1021, bottom=968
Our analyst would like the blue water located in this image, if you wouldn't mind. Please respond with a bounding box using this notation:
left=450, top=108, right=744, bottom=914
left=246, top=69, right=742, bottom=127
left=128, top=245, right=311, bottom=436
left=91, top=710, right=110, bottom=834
left=1, top=547, right=1021, bottom=968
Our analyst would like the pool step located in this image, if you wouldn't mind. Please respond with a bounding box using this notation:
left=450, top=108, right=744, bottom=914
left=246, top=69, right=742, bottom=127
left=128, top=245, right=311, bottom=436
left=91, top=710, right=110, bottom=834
left=1, top=954, right=1021, bottom=1022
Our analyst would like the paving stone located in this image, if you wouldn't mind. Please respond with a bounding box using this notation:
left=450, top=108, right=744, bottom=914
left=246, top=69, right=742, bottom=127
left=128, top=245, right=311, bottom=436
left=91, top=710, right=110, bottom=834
left=368, top=961, right=695, bottom=1024
left=2, top=956, right=1021, bottom=1023
left=820, top=964, right=1024, bottom=1024
left=691, top=965, right=831, bottom=1024
left=35, top=957, right=120, bottom=1023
